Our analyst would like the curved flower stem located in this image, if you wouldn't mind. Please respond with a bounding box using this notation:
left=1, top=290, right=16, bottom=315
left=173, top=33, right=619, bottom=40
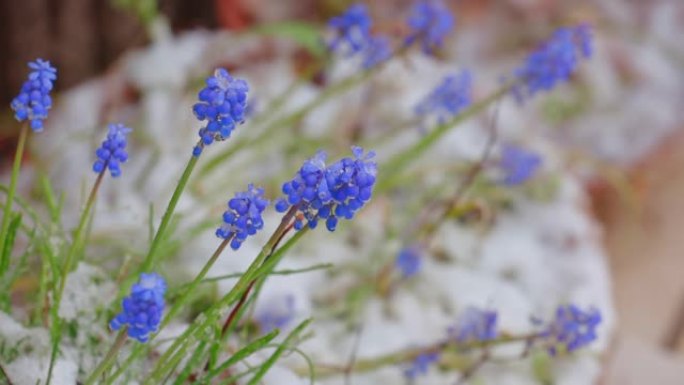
left=160, top=235, right=233, bottom=329
left=137, top=151, right=199, bottom=274
left=376, top=85, right=512, bottom=193
left=84, top=329, right=128, bottom=385
left=46, top=168, right=106, bottom=385
left=0, top=123, right=29, bottom=275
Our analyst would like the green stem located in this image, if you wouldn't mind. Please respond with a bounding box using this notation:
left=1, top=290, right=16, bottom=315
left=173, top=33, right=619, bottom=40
left=0, top=123, right=29, bottom=275
left=84, top=330, right=128, bottom=385
left=376, top=86, right=511, bottom=193
left=46, top=169, right=106, bottom=385
left=138, top=151, right=199, bottom=273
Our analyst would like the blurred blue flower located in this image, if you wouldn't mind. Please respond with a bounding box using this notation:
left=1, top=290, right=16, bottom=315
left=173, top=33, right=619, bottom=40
left=362, top=35, right=393, bottom=69
left=513, top=24, right=593, bottom=100
left=540, top=304, right=601, bottom=355
left=216, top=184, right=270, bottom=250
left=499, top=144, right=542, bottom=186
left=449, top=307, right=498, bottom=343
left=256, top=295, right=296, bottom=334
left=405, top=1, right=454, bottom=54
left=10, top=59, right=57, bottom=132
left=93, top=123, right=132, bottom=177
left=328, top=4, right=373, bottom=55
left=110, top=273, right=166, bottom=343
left=275, top=146, right=377, bottom=232
left=403, top=351, right=440, bottom=379
left=192, top=68, right=249, bottom=156
left=415, top=70, right=472, bottom=124
left=395, top=245, right=423, bottom=278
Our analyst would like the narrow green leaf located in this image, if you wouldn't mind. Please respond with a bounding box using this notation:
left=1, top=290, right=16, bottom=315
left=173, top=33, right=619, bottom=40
left=247, top=319, right=311, bottom=385
left=251, top=21, right=325, bottom=57
left=1, top=213, right=22, bottom=272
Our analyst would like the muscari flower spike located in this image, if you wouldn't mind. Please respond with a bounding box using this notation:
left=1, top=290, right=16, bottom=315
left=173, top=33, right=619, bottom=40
left=540, top=304, right=601, bottom=355
left=395, top=245, right=423, bottom=278
left=110, top=273, right=166, bottom=343
left=499, top=144, right=542, bottom=186
left=10, top=59, right=57, bottom=132
left=415, top=70, right=472, bottom=124
left=405, top=0, right=454, bottom=55
left=403, top=351, right=440, bottom=380
left=256, top=295, right=296, bottom=334
left=362, top=35, right=393, bottom=69
left=328, top=3, right=373, bottom=55
left=192, top=68, right=249, bottom=156
left=275, top=146, right=377, bottom=232
left=216, top=184, right=269, bottom=250
left=449, top=307, right=498, bottom=343
left=513, top=24, right=592, bottom=100
left=93, top=123, right=132, bottom=177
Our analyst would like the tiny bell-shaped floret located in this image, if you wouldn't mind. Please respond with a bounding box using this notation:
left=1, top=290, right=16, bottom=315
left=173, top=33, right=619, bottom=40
left=110, top=273, right=166, bottom=343
left=216, top=184, right=270, bottom=250
left=10, top=59, right=57, bottom=132
left=93, top=123, right=132, bottom=177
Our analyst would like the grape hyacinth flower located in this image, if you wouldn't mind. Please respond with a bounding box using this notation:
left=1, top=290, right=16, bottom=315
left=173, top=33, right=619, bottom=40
left=415, top=70, right=472, bottom=124
left=362, top=35, right=393, bottom=69
left=192, top=68, right=249, bottom=156
left=499, top=144, right=542, bottom=186
left=540, top=304, right=601, bottom=355
left=216, top=184, right=269, bottom=250
left=275, top=146, right=377, bottom=232
left=403, top=351, right=440, bottom=380
left=405, top=0, right=454, bottom=54
left=395, top=245, right=423, bottom=278
left=328, top=3, right=373, bottom=55
left=110, top=273, right=166, bottom=343
left=10, top=59, right=57, bottom=132
left=93, top=123, right=133, bottom=177
left=512, top=24, right=593, bottom=100
left=449, top=307, right=498, bottom=343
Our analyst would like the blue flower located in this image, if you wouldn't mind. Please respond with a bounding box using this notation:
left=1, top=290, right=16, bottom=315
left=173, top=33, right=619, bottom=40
left=255, top=295, right=296, bottom=334
left=93, top=123, right=132, bottom=177
left=449, top=307, right=498, bottom=343
left=512, top=25, right=593, bottom=100
left=362, top=35, right=393, bottom=69
left=328, top=4, right=373, bottom=55
left=403, top=351, right=440, bottom=379
left=275, top=146, right=377, bottom=232
left=415, top=70, right=472, bottom=124
left=405, top=1, right=454, bottom=54
left=10, top=59, right=57, bottom=132
left=216, top=184, right=269, bottom=250
left=540, top=304, right=601, bottom=355
left=110, top=273, right=166, bottom=343
left=499, top=144, right=542, bottom=186
left=395, top=246, right=423, bottom=278
left=192, top=68, right=249, bottom=156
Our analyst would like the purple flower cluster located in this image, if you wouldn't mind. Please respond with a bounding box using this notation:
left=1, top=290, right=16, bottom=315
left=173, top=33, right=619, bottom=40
left=403, top=351, right=440, bottom=379
left=192, top=68, right=249, bottom=156
left=415, top=70, right=472, bottom=124
left=255, top=295, right=296, bottom=334
left=93, top=123, right=132, bottom=177
left=328, top=4, right=373, bottom=55
left=513, top=24, right=593, bottom=100
left=328, top=4, right=393, bottom=69
left=449, top=307, right=498, bottom=343
left=275, top=146, right=377, bottom=232
left=10, top=59, right=57, bottom=132
left=540, top=304, right=601, bottom=355
left=216, top=184, right=269, bottom=250
left=405, top=1, right=454, bottom=54
left=110, top=273, right=166, bottom=343
left=499, top=144, right=542, bottom=186
left=395, top=245, right=423, bottom=278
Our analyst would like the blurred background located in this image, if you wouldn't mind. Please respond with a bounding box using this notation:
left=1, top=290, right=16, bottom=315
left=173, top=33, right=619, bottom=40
left=1, top=0, right=683, bottom=384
